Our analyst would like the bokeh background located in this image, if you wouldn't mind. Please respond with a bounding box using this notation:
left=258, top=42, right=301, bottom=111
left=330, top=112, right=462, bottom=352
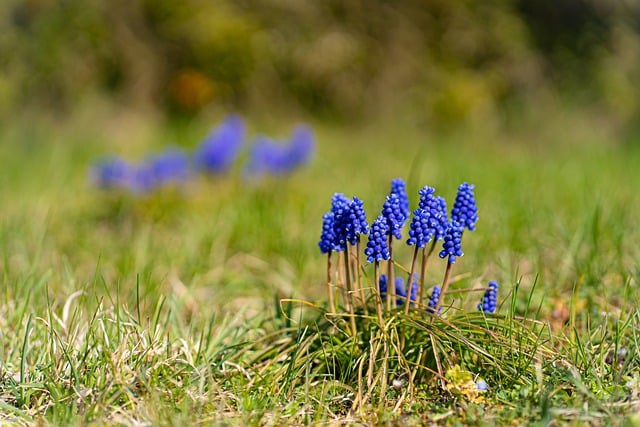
left=3, top=0, right=640, bottom=136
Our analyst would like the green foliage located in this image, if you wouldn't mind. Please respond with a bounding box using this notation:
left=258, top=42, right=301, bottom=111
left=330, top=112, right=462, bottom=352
left=1, top=116, right=640, bottom=423
left=3, top=0, right=640, bottom=129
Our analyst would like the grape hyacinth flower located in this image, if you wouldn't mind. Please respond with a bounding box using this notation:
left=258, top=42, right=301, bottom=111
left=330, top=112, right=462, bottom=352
left=406, top=186, right=449, bottom=310
left=390, top=178, right=410, bottom=221
left=330, top=193, right=352, bottom=252
left=90, top=156, right=133, bottom=190
left=451, top=182, right=478, bottom=231
left=435, top=220, right=465, bottom=312
left=147, top=148, right=190, bottom=186
left=379, top=274, right=388, bottom=297
left=417, top=186, right=449, bottom=241
left=395, top=277, right=407, bottom=306
left=381, top=185, right=408, bottom=311
left=478, top=281, right=498, bottom=313
left=427, top=286, right=442, bottom=314
left=365, top=216, right=391, bottom=263
left=345, top=196, right=369, bottom=314
left=244, top=124, right=315, bottom=178
left=318, top=212, right=336, bottom=254
left=439, top=221, right=465, bottom=264
left=367, top=215, right=390, bottom=320
left=345, top=196, right=369, bottom=246
left=379, top=275, right=417, bottom=306
left=382, top=193, right=407, bottom=240
left=194, top=115, right=245, bottom=174
left=406, top=209, right=432, bottom=249
left=125, top=163, right=156, bottom=194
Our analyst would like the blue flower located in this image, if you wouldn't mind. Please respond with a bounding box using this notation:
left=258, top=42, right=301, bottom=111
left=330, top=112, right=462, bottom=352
left=345, top=196, right=369, bottom=245
left=395, top=277, right=407, bottom=306
left=126, top=163, right=156, bottom=194
left=391, top=178, right=410, bottom=220
left=244, top=124, right=315, bottom=177
left=427, top=286, right=442, bottom=314
left=365, top=216, right=391, bottom=263
left=90, top=157, right=133, bottom=189
left=379, top=275, right=416, bottom=306
left=330, top=193, right=351, bottom=252
left=451, top=182, right=478, bottom=231
left=147, top=148, right=190, bottom=186
left=407, top=208, right=430, bottom=248
left=476, top=380, right=488, bottom=391
left=478, top=281, right=498, bottom=313
left=283, top=124, right=315, bottom=170
left=416, top=186, right=449, bottom=241
left=379, top=274, right=388, bottom=298
left=318, top=212, right=336, bottom=254
left=409, top=277, right=418, bottom=303
left=382, top=193, right=406, bottom=240
left=194, top=115, right=245, bottom=174
left=439, top=221, right=464, bottom=263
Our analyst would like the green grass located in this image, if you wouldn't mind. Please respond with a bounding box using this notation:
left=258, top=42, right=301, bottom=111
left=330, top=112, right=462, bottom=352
left=1, top=112, right=640, bottom=425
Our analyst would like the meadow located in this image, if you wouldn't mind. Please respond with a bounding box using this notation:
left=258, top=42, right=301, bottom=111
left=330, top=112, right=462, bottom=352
left=1, top=110, right=640, bottom=425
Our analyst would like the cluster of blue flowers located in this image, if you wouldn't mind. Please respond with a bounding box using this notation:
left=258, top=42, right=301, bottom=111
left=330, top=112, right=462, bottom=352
left=90, top=115, right=315, bottom=194
left=478, top=281, right=498, bottom=313
left=319, top=178, right=499, bottom=316
left=379, top=274, right=418, bottom=306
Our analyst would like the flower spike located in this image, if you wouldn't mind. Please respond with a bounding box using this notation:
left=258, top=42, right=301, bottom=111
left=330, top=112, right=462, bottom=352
left=451, top=182, right=478, bottom=231
left=365, top=216, right=391, bottom=263
left=478, top=281, right=498, bottom=313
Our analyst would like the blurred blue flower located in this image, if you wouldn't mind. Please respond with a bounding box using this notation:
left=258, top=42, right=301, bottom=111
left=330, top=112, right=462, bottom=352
left=478, top=281, right=498, bottom=313
left=379, top=274, right=388, bottom=299
left=244, top=124, right=315, bottom=177
left=439, top=220, right=464, bottom=263
left=451, top=182, right=478, bottom=231
left=365, top=216, right=391, bottom=263
left=90, top=156, right=133, bottom=189
left=394, top=277, right=407, bottom=305
left=476, top=379, right=488, bottom=391
left=147, top=148, right=190, bottom=186
left=379, top=275, right=418, bottom=306
left=194, top=115, right=245, bottom=174
left=126, top=163, right=156, bottom=194
left=427, top=286, right=442, bottom=314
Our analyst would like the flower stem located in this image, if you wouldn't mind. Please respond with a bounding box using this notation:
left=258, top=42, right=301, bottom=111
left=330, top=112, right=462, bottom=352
left=387, top=235, right=395, bottom=312
left=404, top=245, right=420, bottom=315
left=373, top=262, right=384, bottom=326
left=435, top=260, right=454, bottom=313
left=417, top=239, right=437, bottom=306
left=326, top=251, right=336, bottom=313
left=343, top=250, right=357, bottom=335
left=355, top=240, right=368, bottom=315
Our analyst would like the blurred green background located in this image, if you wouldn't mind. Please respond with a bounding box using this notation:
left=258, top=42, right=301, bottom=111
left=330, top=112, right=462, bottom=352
left=2, top=0, right=640, bottom=135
